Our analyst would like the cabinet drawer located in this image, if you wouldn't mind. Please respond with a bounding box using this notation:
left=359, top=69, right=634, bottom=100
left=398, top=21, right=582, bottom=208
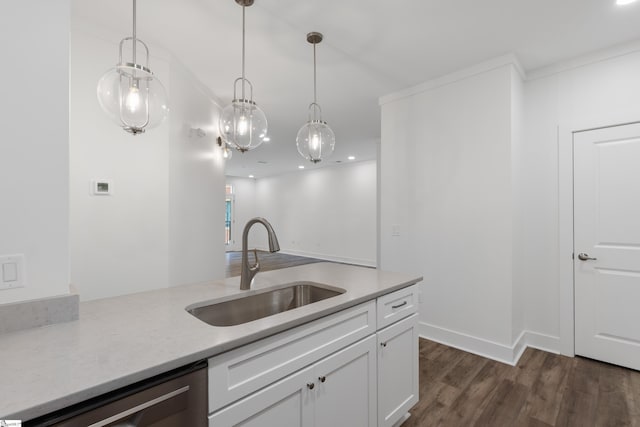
left=376, top=284, right=418, bottom=329
left=208, top=301, right=376, bottom=412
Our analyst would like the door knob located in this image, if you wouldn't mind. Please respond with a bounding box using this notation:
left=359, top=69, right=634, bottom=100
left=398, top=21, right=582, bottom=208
left=578, top=253, right=597, bottom=261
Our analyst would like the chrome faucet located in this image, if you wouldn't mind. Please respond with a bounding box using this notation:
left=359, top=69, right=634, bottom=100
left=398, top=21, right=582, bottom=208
left=240, top=217, right=280, bottom=290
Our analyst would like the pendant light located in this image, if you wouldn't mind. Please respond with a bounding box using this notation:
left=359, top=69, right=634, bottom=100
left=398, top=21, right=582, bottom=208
left=96, top=0, right=168, bottom=135
left=296, top=32, right=335, bottom=163
left=219, top=0, right=268, bottom=152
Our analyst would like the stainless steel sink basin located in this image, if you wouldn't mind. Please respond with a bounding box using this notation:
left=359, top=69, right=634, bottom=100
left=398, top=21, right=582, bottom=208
left=186, top=282, right=345, bottom=327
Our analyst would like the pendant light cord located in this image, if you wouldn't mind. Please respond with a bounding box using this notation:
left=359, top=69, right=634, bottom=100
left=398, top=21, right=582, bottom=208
left=132, top=0, right=137, bottom=64
left=241, top=5, right=246, bottom=101
left=313, top=41, right=317, bottom=105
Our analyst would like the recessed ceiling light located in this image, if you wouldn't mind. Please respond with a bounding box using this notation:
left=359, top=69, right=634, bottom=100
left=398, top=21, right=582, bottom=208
left=347, top=156, right=356, bottom=160
left=248, top=174, right=255, bottom=178
left=298, top=165, right=305, bottom=169
left=617, top=0, right=637, bottom=5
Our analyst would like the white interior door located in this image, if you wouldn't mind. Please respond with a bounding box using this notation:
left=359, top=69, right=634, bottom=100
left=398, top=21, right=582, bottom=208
left=574, top=122, right=640, bottom=371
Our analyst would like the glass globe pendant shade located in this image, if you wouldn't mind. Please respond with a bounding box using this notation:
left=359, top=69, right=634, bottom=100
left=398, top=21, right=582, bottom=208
left=97, top=64, right=168, bottom=135
left=296, top=119, right=335, bottom=163
left=219, top=98, right=267, bottom=152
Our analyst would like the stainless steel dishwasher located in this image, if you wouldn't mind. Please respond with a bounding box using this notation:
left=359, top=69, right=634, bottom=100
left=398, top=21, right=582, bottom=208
left=25, top=361, right=207, bottom=427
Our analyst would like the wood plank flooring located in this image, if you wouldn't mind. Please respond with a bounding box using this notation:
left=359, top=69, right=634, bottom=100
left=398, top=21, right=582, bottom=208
left=406, top=339, right=640, bottom=427
left=224, top=250, right=325, bottom=278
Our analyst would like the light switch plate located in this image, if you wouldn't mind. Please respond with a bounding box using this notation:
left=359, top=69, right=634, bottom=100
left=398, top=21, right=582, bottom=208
left=0, top=254, right=25, bottom=290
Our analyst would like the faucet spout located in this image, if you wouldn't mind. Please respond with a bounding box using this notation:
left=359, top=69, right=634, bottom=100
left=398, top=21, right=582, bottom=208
left=240, top=217, right=280, bottom=290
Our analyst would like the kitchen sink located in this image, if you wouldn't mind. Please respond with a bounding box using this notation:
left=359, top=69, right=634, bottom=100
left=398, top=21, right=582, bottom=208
left=186, top=282, right=346, bottom=327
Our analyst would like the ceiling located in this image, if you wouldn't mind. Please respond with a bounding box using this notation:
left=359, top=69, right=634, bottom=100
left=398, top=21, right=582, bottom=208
left=72, top=0, right=640, bottom=178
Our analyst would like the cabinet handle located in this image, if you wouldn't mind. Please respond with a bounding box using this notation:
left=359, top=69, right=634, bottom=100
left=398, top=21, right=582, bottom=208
left=380, top=342, right=387, bottom=347
left=318, top=376, right=326, bottom=383
left=392, top=301, right=407, bottom=309
left=307, top=382, right=315, bottom=390
left=87, top=386, right=189, bottom=427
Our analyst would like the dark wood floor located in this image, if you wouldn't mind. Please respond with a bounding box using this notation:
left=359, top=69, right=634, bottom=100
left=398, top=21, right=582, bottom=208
left=224, top=250, right=325, bottom=278
left=407, top=339, right=640, bottom=427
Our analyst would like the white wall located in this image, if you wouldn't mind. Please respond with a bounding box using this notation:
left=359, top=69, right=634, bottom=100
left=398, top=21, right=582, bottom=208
left=70, top=28, right=226, bottom=301
left=380, top=44, right=640, bottom=363
left=230, top=161, right=377, bottom=266
left=0, top=1, right=71, bottom=304
left=168, top=62, right=226, bottom=287
left=380, top=59, right=524, bottom=362
left=523, top=44, right=640, bottom=350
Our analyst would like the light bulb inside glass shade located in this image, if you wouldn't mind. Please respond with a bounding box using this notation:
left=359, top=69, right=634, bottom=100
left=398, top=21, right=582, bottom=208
left=296, top=121, right=335, bottom=163
left=97, top=65, right=168, bottom=134
left=219, top=99, right=267, bottom=152
left=124, top=85, right=141, bottom=114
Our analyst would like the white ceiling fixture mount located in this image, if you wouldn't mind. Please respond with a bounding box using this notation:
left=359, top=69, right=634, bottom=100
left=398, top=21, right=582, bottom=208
left=296, top=32, right=335, bottom=164
left=96, top=0, right=168, bottom=135
left=616, top=0, right=637, bottom=5
left=219, top=0, right=268, bottom=153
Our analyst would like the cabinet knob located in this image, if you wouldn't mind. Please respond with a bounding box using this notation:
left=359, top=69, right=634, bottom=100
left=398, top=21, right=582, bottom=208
left=381, top=342, right=387, bottom=347
left=318, top=376, right=326, bottom=383
left=307, top=382, right=315, bottom=390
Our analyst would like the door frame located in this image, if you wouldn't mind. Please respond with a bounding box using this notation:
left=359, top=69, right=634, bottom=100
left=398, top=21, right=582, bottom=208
left=558, top=119, right=640, bottom=357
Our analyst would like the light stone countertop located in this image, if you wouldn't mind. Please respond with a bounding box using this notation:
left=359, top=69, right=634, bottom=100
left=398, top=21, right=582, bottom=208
left=0, top=262, right=422, bottom=421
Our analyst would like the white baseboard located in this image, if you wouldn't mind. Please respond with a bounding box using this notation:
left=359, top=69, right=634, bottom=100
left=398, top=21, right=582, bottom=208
left=279, top=249, right=376, bottom=268
left=419, top=322, right=561, bottom=366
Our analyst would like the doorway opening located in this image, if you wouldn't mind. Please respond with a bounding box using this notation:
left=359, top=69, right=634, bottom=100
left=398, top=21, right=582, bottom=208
left=225, top=185, right=233, bottom=246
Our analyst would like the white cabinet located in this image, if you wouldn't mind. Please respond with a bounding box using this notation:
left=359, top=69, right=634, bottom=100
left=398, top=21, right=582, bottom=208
left=314, top=335, right=377, bottom=427
left=207, top=284, right=420, bottom=427
left=377, top=313, right=419, bottom=427
left=209, top=335, right=377, bottom=427
left=208, top=365, right=313, bottom=427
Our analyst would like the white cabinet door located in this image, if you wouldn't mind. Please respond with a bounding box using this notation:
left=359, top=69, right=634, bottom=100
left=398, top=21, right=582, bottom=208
left=208, top=365, right=313, bottom=427
left=574, top=123, right=640, bottom=371
left=377, top=313, right=419, bottom=427
left=314, top=335, right=377, bottom=427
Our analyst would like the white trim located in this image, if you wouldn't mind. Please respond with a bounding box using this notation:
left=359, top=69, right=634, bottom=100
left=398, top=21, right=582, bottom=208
left=524, top=331, right=562, bottom=355
left=419, top=322, right=521, bottom=365
left=527, top=39, right=640, bottom=81
left=379, top=54, right=525, bottom=106
left=419, top=322, right=561, bottom=365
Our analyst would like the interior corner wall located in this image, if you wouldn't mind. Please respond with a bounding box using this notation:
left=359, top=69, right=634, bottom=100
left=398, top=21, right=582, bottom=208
left=0, top=1, right=71, bottom=304
left=380, top=64, right=515, bottom=357
left=510, top=66, right=526, bottom=345
left=168, top=61, right=226, bottom=286
left=523, top=48, right=640, bottom=350
left=240, top=161, right=377, bottom=266
left=70, top=29, right=227, bottom=301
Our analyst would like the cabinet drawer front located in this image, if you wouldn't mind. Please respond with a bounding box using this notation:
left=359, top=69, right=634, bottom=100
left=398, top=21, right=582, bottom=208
left=208, top=301, right=376, bottom=412
left=376, top=284, right=418, bottom=329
